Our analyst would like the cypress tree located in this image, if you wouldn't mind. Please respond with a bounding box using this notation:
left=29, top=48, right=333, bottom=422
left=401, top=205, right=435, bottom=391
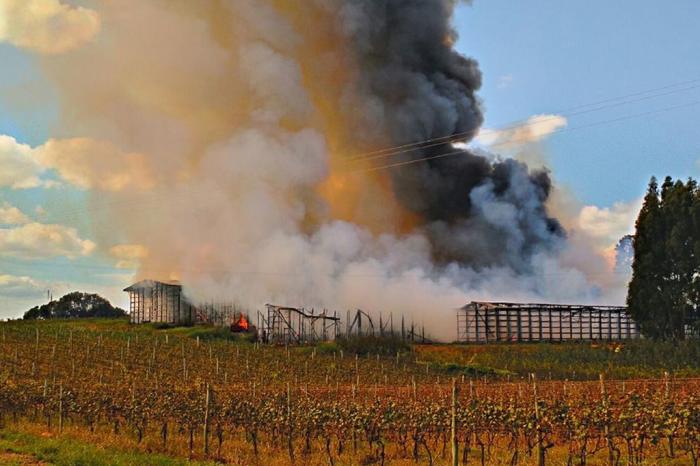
left=628, top=177, right=663, bottom=338
left=628, top=176, right=699, bottom=339
left=662, top=178, right=695, bottom=339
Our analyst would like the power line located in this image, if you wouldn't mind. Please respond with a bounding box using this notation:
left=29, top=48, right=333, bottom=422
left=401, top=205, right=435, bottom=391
left=7, top=77, right=700, bottom=227
left=26, top=88, right=700, bottom=227
left=345, top=80, right=700, bottom=164
left=353, top=99, right=700, bottom=173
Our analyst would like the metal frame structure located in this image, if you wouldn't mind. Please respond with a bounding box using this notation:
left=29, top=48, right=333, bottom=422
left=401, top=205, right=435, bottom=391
left=457, top=301, right=640, bottom=343
left=125, top=280, right=244, bottom=326
left=124, top=280, right=194, bottom=325
left=195, top=303, right=247, bottom=327
left=259, top=304, right=340, bottom=344
left=343, top=309, right=429, bottom=342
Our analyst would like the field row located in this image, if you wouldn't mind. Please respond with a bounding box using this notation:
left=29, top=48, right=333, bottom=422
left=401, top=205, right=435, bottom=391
left=0, top=321, right=699, bottom=464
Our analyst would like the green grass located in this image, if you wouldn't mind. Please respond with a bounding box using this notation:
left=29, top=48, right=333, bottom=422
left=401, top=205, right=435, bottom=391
left=162, top=324, right=254, bottom=343
left=4, top=318, right=700, bottom=380
left=0, top=430, right=219, bottom=466
left=1, top=317, right=254, bottom=344
left=431, top=361, right=516, bottom=378
left=417, top=339, right=700, bottom=380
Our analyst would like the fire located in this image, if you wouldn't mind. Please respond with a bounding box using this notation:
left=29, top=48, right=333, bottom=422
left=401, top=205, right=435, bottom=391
left=231, top=313, right=250, bottom=332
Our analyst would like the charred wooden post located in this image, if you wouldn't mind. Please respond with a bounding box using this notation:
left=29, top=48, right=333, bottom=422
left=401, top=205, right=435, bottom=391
left=347, top=309, right=375, bottom=338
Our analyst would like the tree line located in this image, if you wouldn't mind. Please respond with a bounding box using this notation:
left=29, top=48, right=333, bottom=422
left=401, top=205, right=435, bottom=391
left=628, top=176, right=700, bottom=340
left=23, top=291, right=126, bottom=320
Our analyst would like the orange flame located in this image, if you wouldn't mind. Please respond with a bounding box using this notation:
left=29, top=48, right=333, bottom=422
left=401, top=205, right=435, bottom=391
left=231, top=313, right=249, bottom=332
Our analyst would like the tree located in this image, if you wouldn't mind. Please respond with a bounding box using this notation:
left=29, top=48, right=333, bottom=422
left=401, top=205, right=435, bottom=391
left=628, top=177, right=662, bottom=338
left=23, top=292, right=127, bottom=320
left=627, top=177, right=699, bottom=339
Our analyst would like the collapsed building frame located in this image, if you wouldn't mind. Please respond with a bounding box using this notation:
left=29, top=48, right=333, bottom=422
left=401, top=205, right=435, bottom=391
left=258, top=305, right=341, bottom=344
left=345, top=309, right=428, bottom=341
left=457, top=302, right=640, bottom=343
left=258, top=307, right=430, bottom=344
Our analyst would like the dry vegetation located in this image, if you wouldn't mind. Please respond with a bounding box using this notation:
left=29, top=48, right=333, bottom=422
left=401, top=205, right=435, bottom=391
left=0, top=319, right=699, bottom=465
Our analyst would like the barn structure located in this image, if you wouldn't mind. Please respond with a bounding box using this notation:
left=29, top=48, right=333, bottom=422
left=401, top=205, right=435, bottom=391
left=457, top=301, right=640, bottom=343
left=124, top=279, right=247, bottom=326
left=124, top=280, right=195, bottom=325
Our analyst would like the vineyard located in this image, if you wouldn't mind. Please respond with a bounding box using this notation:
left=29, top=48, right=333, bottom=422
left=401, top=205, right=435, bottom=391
left=1, top=319, right=699, bottom=465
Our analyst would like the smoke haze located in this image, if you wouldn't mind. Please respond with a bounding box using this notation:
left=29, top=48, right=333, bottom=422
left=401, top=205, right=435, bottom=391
left=21, top=0, right=626, bottom=339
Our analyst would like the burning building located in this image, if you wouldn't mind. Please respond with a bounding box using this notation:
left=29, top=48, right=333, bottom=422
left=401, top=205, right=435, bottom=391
left=35, top=1, right=631, bottom=341
left=124, top=279, right=249, bottom=327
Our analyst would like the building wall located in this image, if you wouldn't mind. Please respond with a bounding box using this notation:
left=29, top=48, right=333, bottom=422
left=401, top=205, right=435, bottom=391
left=128, top=283, right=193, bottom=325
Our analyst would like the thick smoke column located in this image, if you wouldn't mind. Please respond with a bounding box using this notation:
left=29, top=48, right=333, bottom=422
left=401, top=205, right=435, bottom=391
left=333, top=0, right=564, bottom=271
left=24, top=0, right=617, bottom=339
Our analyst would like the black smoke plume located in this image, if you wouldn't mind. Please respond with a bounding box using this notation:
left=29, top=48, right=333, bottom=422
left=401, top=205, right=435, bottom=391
left=335, top=0, right=564, bottom=271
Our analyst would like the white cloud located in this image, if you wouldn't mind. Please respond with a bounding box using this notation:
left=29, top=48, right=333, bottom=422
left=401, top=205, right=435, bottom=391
left=109, top=243, right=148, bottom=269
left=0, top=0, right=100, bottom=54
left=0, top=222, right=95, bottom=259
left=477, top=114, right=568, bottom=148
left=35, top=138, right=154, bottom=191
left=0, top=202, right=31, bottom=225
left=574, top=198, right=642, bottom=266
left=0, top=135, right=44, bottom=189
left=0, top=274, right=45, bottom=299
left=0, top=134, right=154, bottom=192
left=576, top=200, right=640, bottom=245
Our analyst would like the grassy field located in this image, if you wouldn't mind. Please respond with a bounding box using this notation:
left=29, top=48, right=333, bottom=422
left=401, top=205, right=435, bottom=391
left=7, top=317, right=699, bottom=380
left=0, top=428, right=691, bottom=466
left=0, top=429, right=219, bottom=466
left=0, top=318, right=699, bottom=465
left=415, top=339, right=700, bottom=380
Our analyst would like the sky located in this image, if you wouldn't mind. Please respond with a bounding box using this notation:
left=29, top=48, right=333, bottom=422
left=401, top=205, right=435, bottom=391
left=1, top=0, right=699, bottom=318
left=454, top=0, right=700, bottom=205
